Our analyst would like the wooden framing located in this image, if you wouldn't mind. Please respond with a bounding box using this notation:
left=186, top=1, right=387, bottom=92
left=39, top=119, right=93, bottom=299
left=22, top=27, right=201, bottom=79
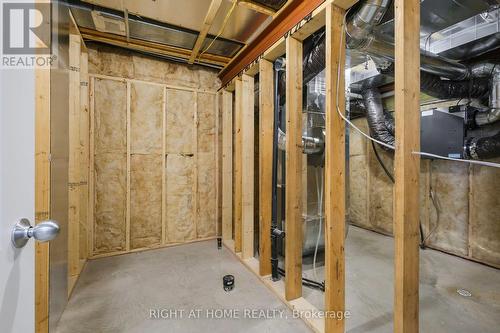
left=218, top=0, right=323, bottom=86
left=88, top=73, right=217, bottom=258
left=221, top=90, right=233, bottom=241
left=240, top=74, right=255, bottom=259
left=258, top=59, right=273, bottom=276
left=35, top=41, right=51, bottom=333
left=162, top=88, right=167, bottom=244
left=193, top=91, right=199, bottom=238
left=79, top=49, right=90, bottom=268
left=324, top=3, right=347, bottom=332
left=284, top=35, right=303, bottom=301
left=233, top=78, right=243, bottom=253
left=126, top=81, right=132, bottom=251
left=68, top=31, right=82, bottom=295
left=56, top=1, right=424, bottom=332
left=215, top=93, right=221, bottom=238
left=188, top=0, right=223, bottom=64
left=218, top=1, right=361, bottom=333
left=393, top=0, right=421, bottom=332
left=80, top=28, right=231, bottom=67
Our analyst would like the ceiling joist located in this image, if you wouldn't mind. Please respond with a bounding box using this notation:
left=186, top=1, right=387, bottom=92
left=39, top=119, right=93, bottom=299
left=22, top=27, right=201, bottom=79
left=80, top=27, right=231, bottom=67
left=188, top=0, right=224, bottom=64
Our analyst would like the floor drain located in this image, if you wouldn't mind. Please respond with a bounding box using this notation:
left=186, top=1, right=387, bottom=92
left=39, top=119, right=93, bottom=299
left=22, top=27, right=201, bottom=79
left=457, top=289, right=472, bottom=297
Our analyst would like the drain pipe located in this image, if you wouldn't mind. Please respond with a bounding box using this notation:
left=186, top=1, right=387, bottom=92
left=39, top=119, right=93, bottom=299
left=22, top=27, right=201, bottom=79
left=271, top=59, right=285, bottom=281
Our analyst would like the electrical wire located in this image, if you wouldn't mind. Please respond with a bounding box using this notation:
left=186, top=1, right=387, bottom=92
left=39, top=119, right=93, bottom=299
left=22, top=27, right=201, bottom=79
left=335, top=11, right=500, bottom=169
left=422, top=162, right=441, bottom=245
left=197, top=0, right=238, bottom=63
left=371, top=141, right=395, bottom=183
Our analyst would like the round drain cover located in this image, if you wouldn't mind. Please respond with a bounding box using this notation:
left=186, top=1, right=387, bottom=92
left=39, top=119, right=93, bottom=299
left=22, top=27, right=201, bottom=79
left=457, top=289, right=472, bottom=297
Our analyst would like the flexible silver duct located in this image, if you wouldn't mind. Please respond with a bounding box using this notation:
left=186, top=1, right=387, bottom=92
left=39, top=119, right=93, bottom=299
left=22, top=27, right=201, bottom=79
left=362, top=89, right=395, bottom=147
left=468, top=63, right=500, bottom=126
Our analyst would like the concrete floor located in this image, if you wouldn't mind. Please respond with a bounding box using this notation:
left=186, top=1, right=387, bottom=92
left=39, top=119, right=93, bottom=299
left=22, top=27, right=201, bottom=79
left=57, top=227, right=500, bottom=333
left=302, top=226, right=500, bottom=333
left=56, top=240, right=310, bottom=333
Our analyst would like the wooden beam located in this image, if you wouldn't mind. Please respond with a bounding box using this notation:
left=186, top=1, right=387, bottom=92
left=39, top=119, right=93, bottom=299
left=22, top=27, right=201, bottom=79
left=258, top=59, right=273, bottom=276
left=89, top=77, right=96, bottom=257
left=79, top=50, right=90, bottom=267
left=188, top=0, right=224, bottom=64
left=239, top=0, right=276, bottom=16
left=35, top=40, right=50, bottom=333
left=126, top=82, right=131, bottom=250
left=222, top=90, right=233, bottom=241
left=325, top=3, right=347, bottom=332
left=241, top=74, right=255, bottom=259
left=234, top=78, right=243, bottom=252
left=124, top=8, right=130, bottom=42
left=80, top=28, right=230, bottom=67
left=68, top=32, right=81, bottom=296
left=394, top=0, right=421, bottom=332
left=285, top=35, right=303, bottom=301
left=219, top=0, right=323, bottom=86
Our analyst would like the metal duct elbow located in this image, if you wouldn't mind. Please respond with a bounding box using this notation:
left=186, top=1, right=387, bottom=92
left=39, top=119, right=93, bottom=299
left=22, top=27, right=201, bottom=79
left=362, top=88, right=395, bottom=148
left=277, top=128, right=324, bottom=154
left=346, top=0, right=391, bottom=49
left=302, top=135, right=324, bottom=154
left=465, top=131, right=500, bottom=160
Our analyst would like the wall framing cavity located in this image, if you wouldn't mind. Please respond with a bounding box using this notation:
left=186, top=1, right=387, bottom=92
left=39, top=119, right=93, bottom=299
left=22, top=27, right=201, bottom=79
left=88, top=46, right=220, bottom=258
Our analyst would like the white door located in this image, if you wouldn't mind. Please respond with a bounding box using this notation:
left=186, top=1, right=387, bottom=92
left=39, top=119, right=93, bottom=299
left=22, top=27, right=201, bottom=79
left=0, top=66, right=36, bottom=331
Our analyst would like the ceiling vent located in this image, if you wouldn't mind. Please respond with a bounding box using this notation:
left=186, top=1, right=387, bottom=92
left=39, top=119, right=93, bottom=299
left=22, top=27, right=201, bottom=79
left=91, top=10, right=126, bottom=36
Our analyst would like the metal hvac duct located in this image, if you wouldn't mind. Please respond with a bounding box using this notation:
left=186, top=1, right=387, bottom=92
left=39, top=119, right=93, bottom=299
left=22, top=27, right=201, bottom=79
left=278, top=0, right=500, bottom=159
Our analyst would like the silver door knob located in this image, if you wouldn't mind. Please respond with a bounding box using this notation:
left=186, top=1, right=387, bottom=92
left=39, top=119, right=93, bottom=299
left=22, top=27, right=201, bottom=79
left=11, top=218, right=60, bottom=248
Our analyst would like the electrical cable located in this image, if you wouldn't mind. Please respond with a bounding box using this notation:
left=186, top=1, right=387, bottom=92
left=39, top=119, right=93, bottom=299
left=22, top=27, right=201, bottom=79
left=335, top=11, right=500, bottom=169
left=371, top=140, right=395, bottom=183
left=422, top=162, right=441, bottom=245
left=371, top=140, right=426, bottom=247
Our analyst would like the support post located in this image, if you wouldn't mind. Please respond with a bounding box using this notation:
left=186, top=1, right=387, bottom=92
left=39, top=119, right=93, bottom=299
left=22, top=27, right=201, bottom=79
left=241, top=74, right=255, bottom=259
left=259, top=59, right=274, bottom=276
left=68, top=32, right=81, bottom=295
left=234, top=78, right=243, bottom=252
left=285, top=35, right=303, bottom=301
left=325, top=4, right=347, bottom=332
left=394, top=0, right=421, bottom=332
left=222, top=90, right=233, bottom=241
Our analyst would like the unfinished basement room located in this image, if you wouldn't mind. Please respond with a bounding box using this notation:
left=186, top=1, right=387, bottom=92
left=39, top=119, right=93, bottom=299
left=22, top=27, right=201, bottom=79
left=1, top=0, right=500, bottom=332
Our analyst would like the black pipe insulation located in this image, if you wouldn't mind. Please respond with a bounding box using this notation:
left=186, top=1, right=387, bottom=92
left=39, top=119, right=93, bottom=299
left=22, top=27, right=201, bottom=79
left=420, top=71, right=491, bottom=101
left=465, top=131, right=500, bottom=160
